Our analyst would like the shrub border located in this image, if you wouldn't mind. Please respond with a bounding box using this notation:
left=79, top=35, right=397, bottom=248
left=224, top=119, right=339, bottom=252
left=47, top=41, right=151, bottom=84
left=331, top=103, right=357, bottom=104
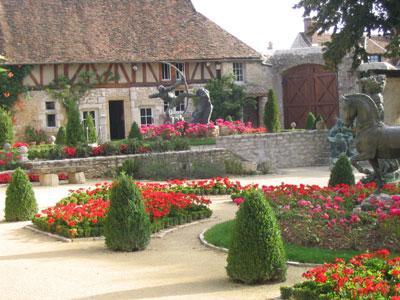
left=26, top=215, right=215, bottom=243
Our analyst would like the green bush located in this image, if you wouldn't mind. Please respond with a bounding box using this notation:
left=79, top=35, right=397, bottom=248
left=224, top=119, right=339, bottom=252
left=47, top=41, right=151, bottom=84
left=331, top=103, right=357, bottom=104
left=226, top=189, right=287, bottom=284
left=305, top=112, right=316, bottom=130
left=264, top=89, right=281, bottom=133
left=24, top=126, right=48, bottom=144
left=104, top=173, right=151, bottom=251
left=328, top=153, right=355, bottom=186
left=66, top=100, right=84, bottom=146
left=5, top=168, right=38, bottom=221
left=85, top=114, right=97, bottom=143
left=170, top=137, right=190, bottom=151
left=128, top=122, right=143, bottom=140
left=101, top=142, right=119, bottom=156
left=56, top=126, right=67, bottom=145
left=0, top=107, right=13, bottom=146
left=118, top=159, right=141, bottom=177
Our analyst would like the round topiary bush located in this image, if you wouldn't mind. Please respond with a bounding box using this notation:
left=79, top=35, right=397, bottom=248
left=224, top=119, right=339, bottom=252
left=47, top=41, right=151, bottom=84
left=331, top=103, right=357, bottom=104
left=55, top=126, right=67, bottom=145
left=128, top=121, right=143, bottom=140
left=104, top=173, right=151, bottom=251
left=329, top=153, right=355, bottom=186
left=5, top=168, right=38, bottom=222
left=0, top=107, right=14, bottom=146
left=226, top=189, right=287, bottom=284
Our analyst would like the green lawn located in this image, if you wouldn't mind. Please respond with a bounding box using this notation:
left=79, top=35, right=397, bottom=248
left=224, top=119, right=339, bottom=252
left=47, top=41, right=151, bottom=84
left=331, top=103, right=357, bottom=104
left=204, top=220, right=365, bottom=264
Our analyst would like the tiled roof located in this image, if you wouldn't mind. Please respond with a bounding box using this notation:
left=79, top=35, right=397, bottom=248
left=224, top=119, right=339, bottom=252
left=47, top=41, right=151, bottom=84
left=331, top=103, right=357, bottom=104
left=0, top=0, right=261, bottom=64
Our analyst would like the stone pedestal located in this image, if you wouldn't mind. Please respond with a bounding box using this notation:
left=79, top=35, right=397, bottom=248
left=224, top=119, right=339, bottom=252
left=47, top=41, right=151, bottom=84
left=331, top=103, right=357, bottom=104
left=39, top=174, right=59, bottom=186
left=68, top=172, right=86, bottom=184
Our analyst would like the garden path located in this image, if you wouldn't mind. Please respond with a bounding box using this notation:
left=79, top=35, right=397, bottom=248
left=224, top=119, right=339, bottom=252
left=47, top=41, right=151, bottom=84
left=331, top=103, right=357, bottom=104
left=0, top=166, right=362, bottom=299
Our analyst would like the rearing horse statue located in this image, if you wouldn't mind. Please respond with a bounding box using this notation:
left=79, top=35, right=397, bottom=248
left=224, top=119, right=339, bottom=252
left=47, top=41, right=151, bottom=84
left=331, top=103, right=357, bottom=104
left=342, top=93, right=400, bottom=191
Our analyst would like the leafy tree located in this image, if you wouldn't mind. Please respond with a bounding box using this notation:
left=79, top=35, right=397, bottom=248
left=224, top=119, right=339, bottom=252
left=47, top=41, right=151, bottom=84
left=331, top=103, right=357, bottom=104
left=5, top=168, right=38, bottom=221
left=55, top=126, right=67, bottom=145
left=264, top=89, right=281, bottom=133
left=0, top=107, right=13, bottom=145
left=104, top=173, right=151, bottom=251
left=85, top=114, right=97, bottom=143
left=206, top=75, right=254, bottom=120
left=295, top=0, right=400, bottom=68
left=66, top=99, right=84, bottom=146
left=305, top=112, right=316, bottom=130
left=128, top=122, right=143, bottom=140
left=329, top=153, right=355, bottom=186
left=226, top=189, right=287, bottom=284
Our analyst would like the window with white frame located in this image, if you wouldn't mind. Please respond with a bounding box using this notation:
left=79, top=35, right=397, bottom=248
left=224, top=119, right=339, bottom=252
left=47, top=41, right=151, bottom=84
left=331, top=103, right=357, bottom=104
left=175, top=63, right=185, bottom=80
left=161, top=63, right=171, bottom=81
left=233, top=62, right=244, bottom=82
left=140, top=108, right=153, bottom=125
left=368, top=55, right=381, bottom=63
left=82, top=111, right=96, bottom=128
left=45, top=101, right=56, bottom=127
left=175, top=90, right=185, bottom=112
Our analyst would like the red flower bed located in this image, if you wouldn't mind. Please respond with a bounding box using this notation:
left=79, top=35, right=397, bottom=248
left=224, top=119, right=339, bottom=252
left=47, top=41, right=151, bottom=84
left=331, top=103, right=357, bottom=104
left=0, top=172, right=68, bottom=184
left=32, top=181, right=213, bottom=238
left=282, top=249, right=400, bottom=299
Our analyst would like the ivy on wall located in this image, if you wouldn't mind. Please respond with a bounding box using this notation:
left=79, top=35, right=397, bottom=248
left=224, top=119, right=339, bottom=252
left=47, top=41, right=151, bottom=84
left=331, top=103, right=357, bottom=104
left=0, top=65, right=32, bottom=111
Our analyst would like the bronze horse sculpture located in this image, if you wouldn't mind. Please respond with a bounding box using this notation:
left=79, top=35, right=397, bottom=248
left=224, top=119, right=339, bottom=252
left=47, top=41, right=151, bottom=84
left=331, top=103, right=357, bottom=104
left=342, top=93, right=400, bottom=191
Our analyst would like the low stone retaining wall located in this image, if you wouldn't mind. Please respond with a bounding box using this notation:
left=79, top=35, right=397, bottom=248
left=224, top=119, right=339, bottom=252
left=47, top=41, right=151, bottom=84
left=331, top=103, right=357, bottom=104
left=216, top=130, right=330, bottom=169
left=25, top=148, right=234, bottom=179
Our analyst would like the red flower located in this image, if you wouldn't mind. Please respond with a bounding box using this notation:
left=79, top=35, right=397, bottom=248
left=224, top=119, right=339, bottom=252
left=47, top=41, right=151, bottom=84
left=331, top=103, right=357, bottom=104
left=63, top=147, right=77, bottom=158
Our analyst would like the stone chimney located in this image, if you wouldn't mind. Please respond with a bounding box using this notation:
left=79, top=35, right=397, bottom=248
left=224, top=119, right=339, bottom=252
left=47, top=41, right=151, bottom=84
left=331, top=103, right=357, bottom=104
left=304, top=17, right=313, bottom=35
left=267, top=41, right=273, bottom=50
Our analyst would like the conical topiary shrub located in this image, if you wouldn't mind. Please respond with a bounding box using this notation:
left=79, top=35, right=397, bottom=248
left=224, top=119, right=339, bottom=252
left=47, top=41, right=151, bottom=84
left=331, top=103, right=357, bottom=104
left=329, top=153, right=355, bottom=186
left=66, top=100, right=84, bottom=146
left=104, top=173, right=151, bottom=251
left=264, top=89, right=281, bottom=133
left=0, top=107, right=13, bottom=146
left=305, top=112, right=316, bottom=130
left=5, top=168, right=38, bottom=221
left=55, top=126, right=67, bottom=145
left=85, top=114, right=97, bottom=143
left=128, top=122, right=143, bottom=140
left=226, top=189, right=287, bottom=284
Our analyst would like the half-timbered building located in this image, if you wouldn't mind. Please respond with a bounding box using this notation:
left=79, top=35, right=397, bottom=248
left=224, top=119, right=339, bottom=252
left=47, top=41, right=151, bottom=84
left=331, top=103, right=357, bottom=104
left=0, top=0, right=267, bottom=141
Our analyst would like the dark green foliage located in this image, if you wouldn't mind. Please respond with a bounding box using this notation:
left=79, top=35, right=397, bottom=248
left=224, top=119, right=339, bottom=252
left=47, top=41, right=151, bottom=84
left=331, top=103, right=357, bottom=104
left=0, top=107, right=13, bottom=145
left=128, top=122, right=143, bottom=140
left=170, top=137, right=190, bottom=151
left=24, top=126, right=48, bottom=144
left=294, top=0, right=400, bottom=68
left=305, top=112, right=316, bottom=130
left=104, top=173, right=151, bottom=251
left=5, top=168, right=38, bottom=222
left=118, top=159, right=141, bottom=178
left=76, top=144, right=91, bottom=158
left=226, top=189, right=287, bottom=284
left=85, top=114, right=97, bottom=143
left=55, top=126, right=67, bottom=145
left=0, top=65, right=32, bottom=111
left=329, top=153, right=355, bottom=186
left=206, top=75, right=253, bottom=120
left=66, top=100, right=84, bottom=146
left=101, top=142, right=119, bottom=156
left=264, top=89, right=281, bottom=133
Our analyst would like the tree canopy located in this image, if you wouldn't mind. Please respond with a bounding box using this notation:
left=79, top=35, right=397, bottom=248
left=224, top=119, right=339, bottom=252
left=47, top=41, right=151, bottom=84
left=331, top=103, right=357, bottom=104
left=295, top=0, right=400, bottom=68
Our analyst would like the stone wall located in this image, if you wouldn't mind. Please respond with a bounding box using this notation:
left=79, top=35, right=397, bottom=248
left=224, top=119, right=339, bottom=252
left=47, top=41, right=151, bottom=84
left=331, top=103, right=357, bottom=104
left=383, top=77, right=400, bottom=126
left=216, top=131, right=330, bottom=169
left=26, top=148, right=234, bottom=179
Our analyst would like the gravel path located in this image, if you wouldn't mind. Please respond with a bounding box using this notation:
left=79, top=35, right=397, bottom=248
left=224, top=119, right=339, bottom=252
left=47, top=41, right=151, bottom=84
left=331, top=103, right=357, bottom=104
left=0, top=197, right=307, bottom=300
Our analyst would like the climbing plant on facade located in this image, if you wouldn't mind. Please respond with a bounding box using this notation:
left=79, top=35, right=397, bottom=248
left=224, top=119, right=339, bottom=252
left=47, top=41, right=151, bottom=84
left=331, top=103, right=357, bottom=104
left=0, top=64, right=32, bottom=111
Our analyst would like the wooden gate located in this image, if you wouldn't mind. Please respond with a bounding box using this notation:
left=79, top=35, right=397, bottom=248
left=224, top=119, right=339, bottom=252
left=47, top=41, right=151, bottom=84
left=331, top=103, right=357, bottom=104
left=282, top=64, right=339, bottom=129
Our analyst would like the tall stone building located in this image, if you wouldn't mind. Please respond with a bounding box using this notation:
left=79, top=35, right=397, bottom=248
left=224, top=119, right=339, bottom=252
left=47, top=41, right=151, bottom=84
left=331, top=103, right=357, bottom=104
left=0, top=0, right=267, bottom=141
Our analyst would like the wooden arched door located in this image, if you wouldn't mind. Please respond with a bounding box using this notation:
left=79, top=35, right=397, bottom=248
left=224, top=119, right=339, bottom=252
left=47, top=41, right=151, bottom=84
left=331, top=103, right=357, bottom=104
left=282, top=64, right=339, bottom=129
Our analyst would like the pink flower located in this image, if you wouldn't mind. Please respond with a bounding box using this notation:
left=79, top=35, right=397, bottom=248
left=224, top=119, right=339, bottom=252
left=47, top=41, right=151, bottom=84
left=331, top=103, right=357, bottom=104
left=233, top=197, right=245, bottom=206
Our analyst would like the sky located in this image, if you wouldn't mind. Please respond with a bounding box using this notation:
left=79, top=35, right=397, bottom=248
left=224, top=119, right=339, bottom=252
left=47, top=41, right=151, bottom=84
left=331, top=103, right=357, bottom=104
left=191, top=0, right=305, bottom=53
